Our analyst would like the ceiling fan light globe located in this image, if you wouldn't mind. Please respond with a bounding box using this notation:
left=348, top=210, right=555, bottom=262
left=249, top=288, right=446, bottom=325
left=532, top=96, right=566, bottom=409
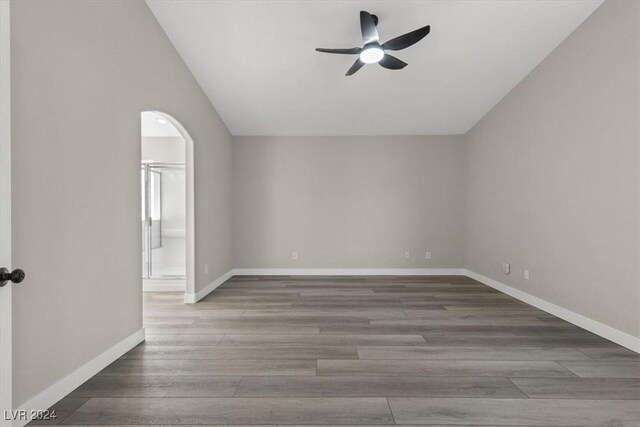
left=360, top=47, right=384, bottom=64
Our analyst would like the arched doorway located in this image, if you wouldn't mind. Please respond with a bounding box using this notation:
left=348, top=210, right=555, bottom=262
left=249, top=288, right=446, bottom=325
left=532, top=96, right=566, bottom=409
left=140, top=111, right=195, bottom=299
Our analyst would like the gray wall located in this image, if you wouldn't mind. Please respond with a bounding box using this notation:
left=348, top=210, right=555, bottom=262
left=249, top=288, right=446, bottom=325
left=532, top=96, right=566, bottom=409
left=11, top=0, right=233, bottom=405
left=233, top=136, right=465, bottom=269
left=463, top=0, right=639, bottom=337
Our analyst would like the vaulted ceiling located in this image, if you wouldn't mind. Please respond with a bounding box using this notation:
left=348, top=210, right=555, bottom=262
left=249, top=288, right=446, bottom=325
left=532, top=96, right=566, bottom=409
left=147, top=0, right=603, bottom=135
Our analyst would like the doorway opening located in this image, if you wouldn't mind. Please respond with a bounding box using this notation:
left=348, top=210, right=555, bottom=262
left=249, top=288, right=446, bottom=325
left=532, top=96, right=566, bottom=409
left=141, top=111, right=195, bottom=297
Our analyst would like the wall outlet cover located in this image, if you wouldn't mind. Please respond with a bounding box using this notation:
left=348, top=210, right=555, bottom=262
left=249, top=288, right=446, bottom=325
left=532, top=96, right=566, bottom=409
left=502, top=262, right=511, bottom=274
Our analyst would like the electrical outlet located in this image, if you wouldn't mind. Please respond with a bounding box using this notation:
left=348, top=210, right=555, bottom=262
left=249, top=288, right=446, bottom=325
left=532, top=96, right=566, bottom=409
left=502, top=262, right=511, bottom=275
left=204, top=264, right=209, bottom=274
left=404, top=251, right=411, bottom=259
left=292, top=251, right=298, bottom=261
left=425, top=251, right=431, bottom=260
left=524, top=269, right=530, bottom=280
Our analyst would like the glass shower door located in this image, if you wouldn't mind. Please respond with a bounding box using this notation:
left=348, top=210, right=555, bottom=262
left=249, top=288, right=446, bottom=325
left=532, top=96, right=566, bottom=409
left=142, top=163, right=186, bottom=279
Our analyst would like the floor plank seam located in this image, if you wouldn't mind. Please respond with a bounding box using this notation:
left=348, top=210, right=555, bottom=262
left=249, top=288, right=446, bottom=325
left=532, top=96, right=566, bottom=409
left=233, top=377, right=244, bottom=397
left=385, top=397, right=397, bottom=425
left=506, top=377, right=531, bottom=398
left=573, top=347, right=599, bottom=361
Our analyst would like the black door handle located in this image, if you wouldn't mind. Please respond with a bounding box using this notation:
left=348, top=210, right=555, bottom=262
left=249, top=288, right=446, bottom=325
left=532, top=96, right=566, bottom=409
left=0, top=268, right=25, bottom=287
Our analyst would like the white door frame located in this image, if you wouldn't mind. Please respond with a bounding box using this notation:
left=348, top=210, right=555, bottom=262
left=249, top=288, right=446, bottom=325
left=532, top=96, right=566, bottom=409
left=143, top=111, right=196, bottom=300
left=0, top=0, right=13, bottom=420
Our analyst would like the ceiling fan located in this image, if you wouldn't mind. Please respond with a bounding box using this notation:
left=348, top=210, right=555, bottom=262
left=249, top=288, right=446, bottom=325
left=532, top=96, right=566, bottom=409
left=316, top=11, right=430, bottom=76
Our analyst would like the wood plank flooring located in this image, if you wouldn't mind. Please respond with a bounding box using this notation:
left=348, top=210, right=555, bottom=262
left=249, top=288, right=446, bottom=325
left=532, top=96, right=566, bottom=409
left=32, top=275, right=640, bottom=426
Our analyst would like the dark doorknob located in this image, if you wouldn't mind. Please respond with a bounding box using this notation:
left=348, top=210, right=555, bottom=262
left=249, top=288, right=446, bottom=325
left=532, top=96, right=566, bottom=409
left=0, top=267, right=25, bottom=287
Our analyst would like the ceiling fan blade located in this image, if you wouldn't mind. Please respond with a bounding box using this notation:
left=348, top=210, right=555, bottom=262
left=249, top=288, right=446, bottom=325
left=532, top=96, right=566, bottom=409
left=382, top=25, right=430, bottom=51
left=379, top=54, right=408, bottom=70
left=360, top=11, right=379, bottom=44
left=345, top=58, right=366, bottom=76
left=315, top=47, right=362, bottom=55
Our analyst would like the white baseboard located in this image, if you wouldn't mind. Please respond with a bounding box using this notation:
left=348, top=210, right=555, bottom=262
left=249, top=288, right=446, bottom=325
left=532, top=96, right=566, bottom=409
left=232, top=268, right=466, bottom=276
left=184, top=269, right=234, bottom=304
left=143, top=279, right=185, bottom=292
left=463, top=269, right=640, bottom=354
left=14, top=328, right=145, bottom=426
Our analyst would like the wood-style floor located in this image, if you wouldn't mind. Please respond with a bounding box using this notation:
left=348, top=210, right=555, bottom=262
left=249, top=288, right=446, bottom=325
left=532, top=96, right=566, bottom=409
left=35, top=275, right=639, bottom=426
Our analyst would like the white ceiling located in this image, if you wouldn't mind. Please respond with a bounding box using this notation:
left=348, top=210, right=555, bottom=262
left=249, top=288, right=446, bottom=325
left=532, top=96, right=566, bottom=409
left=147, top=0, right=602, bottom=136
